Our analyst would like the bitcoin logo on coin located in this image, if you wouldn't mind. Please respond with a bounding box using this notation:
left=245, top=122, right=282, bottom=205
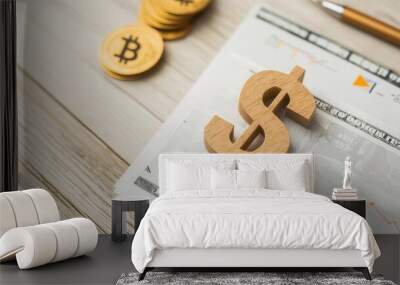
left=99, top=0, right=212, bottom=79
left=99, top=25, right=163, bottom=78
left=204, top=66, right=316, bottom=153
left=138, top=0, right=211, bottom=40
left=114, top=35, right=141, bottom=64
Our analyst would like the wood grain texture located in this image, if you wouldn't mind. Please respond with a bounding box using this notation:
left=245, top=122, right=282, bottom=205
left=18, top=161, right=92, bottom=230
left=16, top=0, right=400, bottom=234
left=17, top=68, right=131, bottom=233
left=204, top=66, right=315, bottom=153
left=16, top=0, right=162, bottom=164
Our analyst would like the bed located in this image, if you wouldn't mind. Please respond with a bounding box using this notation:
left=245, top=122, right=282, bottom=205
left=131, top=153, right=380, bottom=280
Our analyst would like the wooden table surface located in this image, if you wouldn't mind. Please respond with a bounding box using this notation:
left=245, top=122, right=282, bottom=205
left=16, top=0, right=400, bottom=234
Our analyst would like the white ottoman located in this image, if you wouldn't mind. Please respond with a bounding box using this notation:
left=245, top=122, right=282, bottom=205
left=0, top=189, right=98, bottom=269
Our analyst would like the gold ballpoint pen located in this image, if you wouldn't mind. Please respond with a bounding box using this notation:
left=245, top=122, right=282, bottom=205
left=313, top=0, right=400, bottom=46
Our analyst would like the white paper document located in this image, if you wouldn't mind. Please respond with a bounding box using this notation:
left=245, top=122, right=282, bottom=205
left=115, top=5, right=400, bottom=234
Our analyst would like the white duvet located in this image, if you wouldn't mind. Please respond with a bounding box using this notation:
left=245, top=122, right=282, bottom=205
left=131, top=190, right=380, bottom=273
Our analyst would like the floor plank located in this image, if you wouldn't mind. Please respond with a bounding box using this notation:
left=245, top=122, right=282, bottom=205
left=17, top=68, right=130, bottom=233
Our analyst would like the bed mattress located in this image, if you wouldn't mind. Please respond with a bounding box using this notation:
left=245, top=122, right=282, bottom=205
left=131, top=190, right=380, bottom=272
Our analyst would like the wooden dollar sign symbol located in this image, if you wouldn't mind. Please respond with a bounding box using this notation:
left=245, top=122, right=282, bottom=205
left=204, top=66, right=316, bottom=153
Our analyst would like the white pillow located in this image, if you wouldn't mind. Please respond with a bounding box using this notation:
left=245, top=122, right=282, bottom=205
left=267, top=162, right=307, bottom=191
left=211, top=168, right=236, bottom=190
left=166, top=159, right=235, bottom=192
left=236, top=169, right=267, bottom=189
left=211, top=169, right=267, bottom=190
left=168, top=163, right=210, bottom=191
left=237, top=159, right=309, bottom=191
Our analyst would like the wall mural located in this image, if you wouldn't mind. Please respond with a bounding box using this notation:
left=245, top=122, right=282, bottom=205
left=16, top=1, right=399, bottom=235
left=116, top=6, right=400, bottom=234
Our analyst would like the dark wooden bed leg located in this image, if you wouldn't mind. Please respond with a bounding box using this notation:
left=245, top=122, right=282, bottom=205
left=138, top=268, right=148, bottom=281
left=354, top=267, right=371, bottom=280
left=362, top=268, right=372, bottom=280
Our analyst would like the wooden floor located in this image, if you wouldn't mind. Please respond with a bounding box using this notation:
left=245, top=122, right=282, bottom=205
left=0, top=235, right=398, bottom=284
left=16, top=0, right=400, bottom=234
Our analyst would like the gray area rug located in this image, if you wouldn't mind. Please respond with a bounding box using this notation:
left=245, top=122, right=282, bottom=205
left=116, top=272, right=396, bottom=285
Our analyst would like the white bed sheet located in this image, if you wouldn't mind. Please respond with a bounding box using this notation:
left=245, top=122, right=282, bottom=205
left=131, top=190, right=380, bottom=273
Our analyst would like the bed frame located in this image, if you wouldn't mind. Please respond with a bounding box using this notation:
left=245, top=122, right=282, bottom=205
left=138, top=153, right=371, bottom=281
left=140, top=248, right=370, bottom=280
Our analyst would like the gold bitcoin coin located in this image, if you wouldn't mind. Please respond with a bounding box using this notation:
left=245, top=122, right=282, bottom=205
left=138, top=8, right=192, bottom=40
left=149, top=0, right=192, bottom=22
left=100, top=60, right=155, bottom=80
left=100, top=62, right=138, bottom=80
left=159, top=24, right=192, bottom=40
left=160, top=0, right=211, bottom=15
left=100, top=25, right=163, bottom=76
left=144, top=0, right=191, bottom=26
left=140, top=2, right=189, bottom=30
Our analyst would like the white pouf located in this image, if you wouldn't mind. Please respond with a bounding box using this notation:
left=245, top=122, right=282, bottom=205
left=0, top=218, right=98, bottom=269
left=0, top=189, right=98, bottom=269
left=0, top=189, right=59, bottom=236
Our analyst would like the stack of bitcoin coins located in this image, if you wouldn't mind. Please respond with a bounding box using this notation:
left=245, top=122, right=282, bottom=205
left=99, top=25, right=164, bottom=80
left=139, top=0, right=211, bottom=40
left=99, top=0, right=211, bottom=80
